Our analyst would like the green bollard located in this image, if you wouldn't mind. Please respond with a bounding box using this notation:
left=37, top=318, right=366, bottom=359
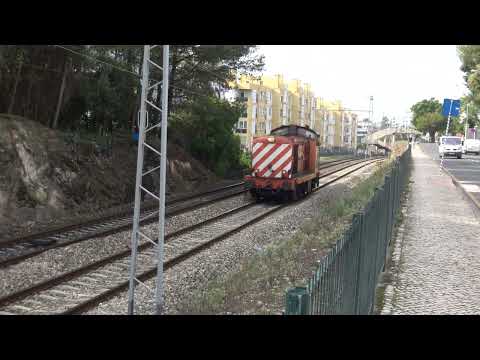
left=285, top=287, right=309, bottom=315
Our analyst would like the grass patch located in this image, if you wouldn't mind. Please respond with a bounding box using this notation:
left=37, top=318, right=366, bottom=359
left=373, top=181, right=412, bottom=314
left=177, top=158, right=396, bottom=315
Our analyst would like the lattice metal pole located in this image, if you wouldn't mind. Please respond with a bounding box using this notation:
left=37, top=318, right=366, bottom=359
left=155, top=45, right=169, bottom=315
left=127, top=45, right=169, bottom=315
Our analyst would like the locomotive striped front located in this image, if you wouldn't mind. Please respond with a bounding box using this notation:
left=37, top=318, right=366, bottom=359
left=252, top=141, right=292, bottom=179
left=245, top=125, right=321, bottom=201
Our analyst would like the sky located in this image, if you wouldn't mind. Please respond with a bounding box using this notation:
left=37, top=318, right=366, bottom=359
left=258, top=45, right=468, bottom=125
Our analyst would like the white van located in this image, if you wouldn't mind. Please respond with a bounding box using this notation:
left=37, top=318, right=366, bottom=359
left=462, top=139, right=480, bottom=155
left=438, top=136, right=463, bottom=159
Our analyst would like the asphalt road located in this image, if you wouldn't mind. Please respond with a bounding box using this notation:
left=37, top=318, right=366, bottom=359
left=418, top=143, right=480, bottom=205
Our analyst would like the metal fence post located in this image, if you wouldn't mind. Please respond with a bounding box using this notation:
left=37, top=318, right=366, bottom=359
left=353, top=212, right=364, bottom=314
left=285, top=287, right=309, bottom=315
left=383, top=176, right=392, bottom=271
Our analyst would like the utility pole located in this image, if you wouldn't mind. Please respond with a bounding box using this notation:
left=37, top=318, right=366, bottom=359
left=52, top=57, right=71, bottom=129
left=445, top=100, right=453, bottom=136
left=127, top=45, right=169, bottom=315
left=366, top=96, right=373, bottom=158
left=465, top=103, right=469, bottom=140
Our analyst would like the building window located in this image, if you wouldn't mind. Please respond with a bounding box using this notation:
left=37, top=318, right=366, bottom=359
left=241, top=107, right=247, bottom=117
left=257, top=122, right=266, bottom=134
left=238, top=91, right=248, bottom=102
left=236, top=120, right=247, bottom=134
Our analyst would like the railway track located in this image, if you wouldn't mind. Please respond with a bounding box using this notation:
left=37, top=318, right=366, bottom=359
left=0, top=158, right=367, bottom=269
left=0, top=157, right=384, bottom=315
left=319, top=157, right=362, bottom=170
left=0, top=182, right=247, bottom=269
left=0, top=159, right=355, bottom=269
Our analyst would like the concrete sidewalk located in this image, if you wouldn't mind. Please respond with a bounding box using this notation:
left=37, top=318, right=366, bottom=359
left=381, top=144, right=480, bottom=315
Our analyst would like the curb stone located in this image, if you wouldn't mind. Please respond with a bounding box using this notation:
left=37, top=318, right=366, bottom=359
left=441, top=166, right=480, bottom=217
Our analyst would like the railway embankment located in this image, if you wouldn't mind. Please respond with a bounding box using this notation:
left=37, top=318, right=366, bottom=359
left=0, top=114, right=217, bottom=242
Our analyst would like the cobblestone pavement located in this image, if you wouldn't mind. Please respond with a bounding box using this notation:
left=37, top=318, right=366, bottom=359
left=382, top=143, right=480, bottom=315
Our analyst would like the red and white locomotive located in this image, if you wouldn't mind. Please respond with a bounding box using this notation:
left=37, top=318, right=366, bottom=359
left=245, top=125, right=320, bottom=201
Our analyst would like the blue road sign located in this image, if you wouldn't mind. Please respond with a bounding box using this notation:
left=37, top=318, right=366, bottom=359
left=442, top=98, right=461, bottom=117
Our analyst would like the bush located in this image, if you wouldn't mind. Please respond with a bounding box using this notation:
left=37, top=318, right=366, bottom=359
left=239, top=150, right=252, bottom=169
left=170, top=97, right=244, bottom=177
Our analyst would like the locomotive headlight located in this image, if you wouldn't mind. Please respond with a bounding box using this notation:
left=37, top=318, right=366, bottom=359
left=267, top=137, right=275, bottom=143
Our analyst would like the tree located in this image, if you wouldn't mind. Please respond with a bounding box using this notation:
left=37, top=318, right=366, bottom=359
left=410, top=98, right=442, bottom=125
left=458, top=46, right=480, bottom=108
left=459, top=95, right=480, bottom=129
left=170, top=96, right=244, bottom=176
left=414, top=112, right=445, bottom=141
left=0, top=45, right=263, bottom=131
left=458, top=46, right=480, bottom=79
left=150, top=45, right=264, bottom=116
left=410, top=98, right=445, bottom=141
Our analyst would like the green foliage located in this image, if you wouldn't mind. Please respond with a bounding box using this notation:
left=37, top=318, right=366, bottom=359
left=457, top=46, right=480, bottom=121
left=154, top=45, right=264, bottom=115
left=415, top=112, right=445, bottom=137
left=410, top=98, right=442, bottom=125
left=171, top=97, right=244, bottom=176
left=0, top=45, right=263, bottom=132
left=239, top=150, right=252, bottom=169
left=410, top=98, right=452, bottom=139
left=458, top=45, right=480, bottom=79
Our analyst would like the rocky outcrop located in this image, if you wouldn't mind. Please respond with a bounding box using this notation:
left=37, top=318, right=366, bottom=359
left=0, top=114, right=217, bottom=239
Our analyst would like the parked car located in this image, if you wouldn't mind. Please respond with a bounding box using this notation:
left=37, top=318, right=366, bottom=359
left=462, top=139, right=480, bottom=155
left=438, top=136, right=463, bottom=159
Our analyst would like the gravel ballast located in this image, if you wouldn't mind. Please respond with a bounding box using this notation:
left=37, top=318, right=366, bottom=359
left=0, top=193, right=251, bottom=299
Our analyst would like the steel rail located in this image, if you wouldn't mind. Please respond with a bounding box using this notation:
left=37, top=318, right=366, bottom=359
left=0, top=202, right=257, bottom=310
left=0, top=184, right=247, bottom=268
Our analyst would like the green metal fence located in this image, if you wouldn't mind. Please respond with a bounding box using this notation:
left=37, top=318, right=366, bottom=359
left=285, top=145, right=412, bottom=315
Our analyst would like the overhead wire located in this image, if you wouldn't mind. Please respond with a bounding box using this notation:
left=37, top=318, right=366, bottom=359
left=53, top=45, right=141, bottom=78
left=54, top=45, right=230, bottom=101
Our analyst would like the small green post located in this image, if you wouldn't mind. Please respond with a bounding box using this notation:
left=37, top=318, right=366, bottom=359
left=285, top=287, right=309, bottom=315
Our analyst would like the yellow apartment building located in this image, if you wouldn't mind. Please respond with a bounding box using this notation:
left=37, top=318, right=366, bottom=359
left=262, top=74, right=292, bottom=129
left=229, top=74, right=274, bottom=150
left=315, top=99, right=356, bottom=149
left=229, top=74, right=357, bottom=151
